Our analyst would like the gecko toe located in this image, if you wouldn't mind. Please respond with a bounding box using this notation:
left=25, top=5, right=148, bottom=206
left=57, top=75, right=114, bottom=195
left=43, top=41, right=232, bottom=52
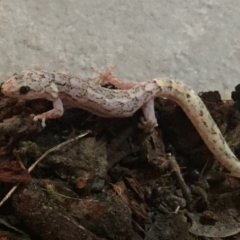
left=33, top=115, right=46, bottom=127
left=138, top=117, right=157, bottom=133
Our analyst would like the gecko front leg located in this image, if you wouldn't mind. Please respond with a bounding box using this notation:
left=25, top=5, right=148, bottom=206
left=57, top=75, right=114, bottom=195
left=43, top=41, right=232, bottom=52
left=33, top=97, right=64, bottom=127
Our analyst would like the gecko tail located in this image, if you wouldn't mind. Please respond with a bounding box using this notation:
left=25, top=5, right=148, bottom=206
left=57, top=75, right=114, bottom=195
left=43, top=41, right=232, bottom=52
left=153, top=78, right=240, bottom=177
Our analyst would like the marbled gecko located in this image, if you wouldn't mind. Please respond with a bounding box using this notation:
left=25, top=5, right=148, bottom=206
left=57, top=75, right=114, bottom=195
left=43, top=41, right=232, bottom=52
left=1, top=70, right=240, bottom=177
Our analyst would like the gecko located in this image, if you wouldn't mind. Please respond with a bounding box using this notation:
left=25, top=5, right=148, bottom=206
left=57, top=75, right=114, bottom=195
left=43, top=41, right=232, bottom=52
left=1, top=69, right=240, bottom=178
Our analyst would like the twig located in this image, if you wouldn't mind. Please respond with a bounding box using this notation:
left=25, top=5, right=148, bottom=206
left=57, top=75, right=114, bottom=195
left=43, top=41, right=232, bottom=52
left=0, top=131, right=91, bottom=207
left=167, top=153, right=192, bottom=206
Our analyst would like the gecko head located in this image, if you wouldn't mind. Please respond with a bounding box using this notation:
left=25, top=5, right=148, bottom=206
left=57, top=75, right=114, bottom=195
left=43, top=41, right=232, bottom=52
left=1, top=72, right=58, bottom=101
left=1, top=72, right=34, bottom=99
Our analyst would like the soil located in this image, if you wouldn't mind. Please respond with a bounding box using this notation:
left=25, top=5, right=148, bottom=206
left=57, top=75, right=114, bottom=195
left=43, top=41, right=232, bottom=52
left=0, top=89, right=240, bottom=240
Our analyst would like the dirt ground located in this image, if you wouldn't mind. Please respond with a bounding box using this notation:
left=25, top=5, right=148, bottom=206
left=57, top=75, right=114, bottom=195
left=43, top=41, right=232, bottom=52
left=1, top=86, right=240, bottom=239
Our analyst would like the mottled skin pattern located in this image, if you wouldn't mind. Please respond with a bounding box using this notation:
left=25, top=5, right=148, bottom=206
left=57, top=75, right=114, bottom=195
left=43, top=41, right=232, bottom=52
left=1, top=70, right=240, bottom=178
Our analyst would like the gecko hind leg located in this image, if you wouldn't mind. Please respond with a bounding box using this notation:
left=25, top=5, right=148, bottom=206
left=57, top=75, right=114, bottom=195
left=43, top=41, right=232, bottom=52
left=139, top=100, right=158, bottom=132
left=98, top=71, right=157, bottom=132
left=97, top=67, right=138, bottom=89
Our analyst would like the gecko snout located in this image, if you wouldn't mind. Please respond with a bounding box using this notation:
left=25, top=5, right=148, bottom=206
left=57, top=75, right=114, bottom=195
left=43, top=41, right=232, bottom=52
left=0, top=82, right=8, bottom=96
left=0, top=77, right=20, bottom=98
left=0, top=81, right=9, bottom=96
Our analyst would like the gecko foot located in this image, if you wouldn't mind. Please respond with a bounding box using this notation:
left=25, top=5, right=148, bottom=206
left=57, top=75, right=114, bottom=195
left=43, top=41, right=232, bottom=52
left=93, top=65, right=116, bottom=86
left=33, top=115, right=46, bottom=127
left=138, top=117, right=158, bottom=133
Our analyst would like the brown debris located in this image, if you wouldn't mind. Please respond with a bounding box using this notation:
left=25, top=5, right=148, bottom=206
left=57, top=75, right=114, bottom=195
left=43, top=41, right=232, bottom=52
left=144, top=213, right=189, bottom=240
left=11, top=180, right=105, bottom=240
left=0, top=86, right=240, bottom=239
left=112, top=179, right=148, bottom=220
left=0, top=168, right=31, bottom=183
left=141, top=129, right=169, bottom=171
left=168, top=154, right=192, bottom=206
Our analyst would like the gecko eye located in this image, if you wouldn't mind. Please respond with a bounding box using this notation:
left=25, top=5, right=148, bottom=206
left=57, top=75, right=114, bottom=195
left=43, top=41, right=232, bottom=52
left=19, top=86, right=30, bottom=94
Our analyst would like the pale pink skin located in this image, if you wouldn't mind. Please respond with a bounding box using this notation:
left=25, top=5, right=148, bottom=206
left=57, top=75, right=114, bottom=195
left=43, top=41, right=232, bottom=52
left=98, top=71, right=157, bottom=131
left=1, top=70, right=160, bottom=131
left=1, top=69, right=240, bottom=177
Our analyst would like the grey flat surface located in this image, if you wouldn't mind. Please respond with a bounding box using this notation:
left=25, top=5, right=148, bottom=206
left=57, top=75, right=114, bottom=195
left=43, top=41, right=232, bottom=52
left=0, top=0, right=240, bottom=97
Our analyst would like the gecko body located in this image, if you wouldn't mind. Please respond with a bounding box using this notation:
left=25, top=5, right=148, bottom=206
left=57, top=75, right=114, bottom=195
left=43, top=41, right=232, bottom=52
left=1, top=70, right=240, bottom=177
